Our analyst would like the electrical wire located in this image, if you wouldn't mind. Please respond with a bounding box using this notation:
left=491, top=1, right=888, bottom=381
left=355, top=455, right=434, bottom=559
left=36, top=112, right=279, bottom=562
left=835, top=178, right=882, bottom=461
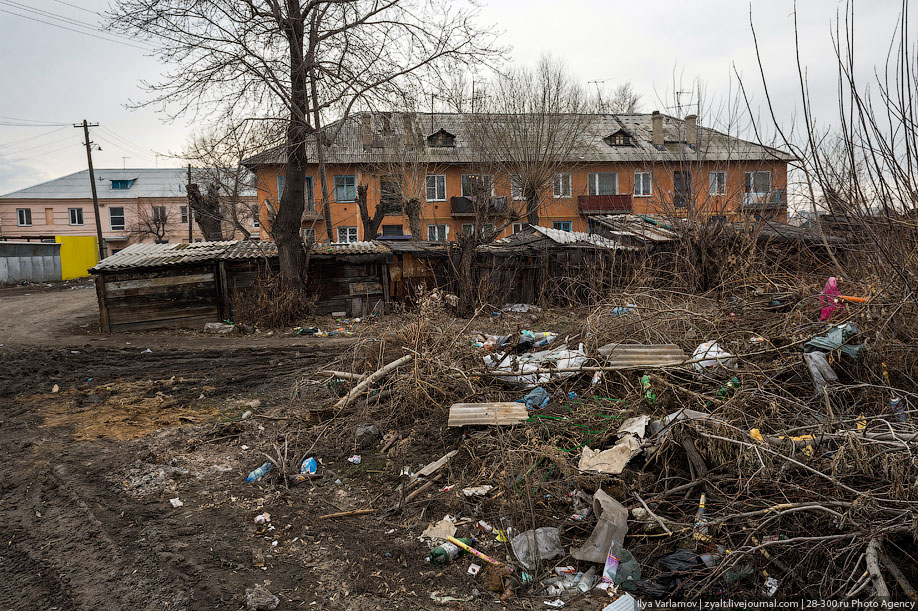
left=49, top=0, right=102, bottom=17
left=0, top=142, right=80, bottom=165
left=0, top=6, right=155, bottom=51
left=93, top=133, right=157, bottom=164
left=96, top=126, right=160, bottom=160
left=0, top=133, right=76, bottom=157
left=0, top=126, right=69, bottom=149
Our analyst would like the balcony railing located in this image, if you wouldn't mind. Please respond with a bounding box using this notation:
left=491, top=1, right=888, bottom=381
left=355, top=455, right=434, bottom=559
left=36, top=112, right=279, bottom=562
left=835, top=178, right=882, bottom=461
left=450, top=195, right=508, bottom=217
left=578, top=194, right=632, bottom=215
left=742, top=189, right=787, bottom=209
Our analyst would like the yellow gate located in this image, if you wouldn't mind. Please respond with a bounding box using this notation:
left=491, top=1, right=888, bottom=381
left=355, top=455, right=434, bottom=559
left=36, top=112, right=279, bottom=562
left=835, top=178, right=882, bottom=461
left=55, top=236, right=99, bottom=280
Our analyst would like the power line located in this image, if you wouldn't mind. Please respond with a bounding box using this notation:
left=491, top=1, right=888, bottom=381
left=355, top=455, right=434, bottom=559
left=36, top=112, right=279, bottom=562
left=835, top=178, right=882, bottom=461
left=0, top=143, right=80, bottom=165
left=0, top=6, right=155, bottom=51
left=0, top=0, right=150, bottom=48
left=97, top=126, right=160, bottom=160
left=0, top=134, right=75, bottom=157
left=0, top=115, right=68, bottom=125
left=49, top=0, right=101, bottom=16
left=0, top=126, right=70, bottom=149
left=93, top=133, right=157, bottom=163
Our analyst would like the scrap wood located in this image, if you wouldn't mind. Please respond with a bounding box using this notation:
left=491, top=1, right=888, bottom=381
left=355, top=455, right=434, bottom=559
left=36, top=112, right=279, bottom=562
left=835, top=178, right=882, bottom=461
left=865, top=538, right=891, bottom=601
left=880, top=548, right=918, bottom=601
left=319, top=370, right=368, bottom=381
left=318, top=508, right=376, bottom=520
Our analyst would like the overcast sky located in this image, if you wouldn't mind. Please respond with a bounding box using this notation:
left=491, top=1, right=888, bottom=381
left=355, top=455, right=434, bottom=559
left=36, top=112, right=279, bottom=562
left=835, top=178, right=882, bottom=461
left=0, top=0, right=903, bottom=195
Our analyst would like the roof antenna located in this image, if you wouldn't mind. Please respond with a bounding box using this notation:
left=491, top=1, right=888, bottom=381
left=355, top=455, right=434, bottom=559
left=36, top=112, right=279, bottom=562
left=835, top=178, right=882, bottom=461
left=121, top=156, right=130, bottom=170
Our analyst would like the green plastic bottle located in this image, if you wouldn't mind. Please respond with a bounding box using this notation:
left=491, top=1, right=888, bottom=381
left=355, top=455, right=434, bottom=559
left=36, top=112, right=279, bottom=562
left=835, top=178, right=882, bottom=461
left=427, top=537, right=475, bottom=565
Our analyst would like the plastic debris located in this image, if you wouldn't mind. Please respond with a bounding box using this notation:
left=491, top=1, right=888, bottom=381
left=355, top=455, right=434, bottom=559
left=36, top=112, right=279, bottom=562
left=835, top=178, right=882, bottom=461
left=517, top=386, right=550, bottom=410
left=347, top=455, right=362, bottom=464
left=502, top=303, right=541, bottom=313
left=819, top=276, right=843, bottom=321
left=253, top=512, right=271, bottom=525
left=804, top=322, right=863, bottom=359
left=462, top=485, right=493, bottom=497
left=468, top=563, right=481, bottom=576
left=544, top=599, right=565, bottom=608
left=51, top=384, right=60, bottom=393
left=300, top=457, right=318, bottom=474
left=511, top=527, right=564, bottom=571
left=763, top=576, right=780, bottom=597
left=803, top=352, right=838, bottom=392
left=603, top=593, right=640, bottom=611
left=429, top=590, right=477, bottom=604
left=246, top=462, right=272, bottom=483
left=611, top=304, right=636, bottom=317
left=428, top=537, right=474, bottom=565
left=691, top=341, right=736, bottom=372
left=578, top=439, right=641, bottom=475
left=572, top=489, right=628, bottom=564
left=141, top=348, right=153, bottom=353
left=169, top=497, right=183, bottom=508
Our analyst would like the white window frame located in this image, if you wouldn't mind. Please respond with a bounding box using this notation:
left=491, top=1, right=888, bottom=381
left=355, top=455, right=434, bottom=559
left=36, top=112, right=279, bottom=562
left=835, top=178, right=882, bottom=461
left=744, top=171, right=772, bottom=204
left=709, top=171, right=727, bottom=195
left=334, top=175, right=357, bottom=202
left=251, top=205, right=260, bottom=228
left=461, top=223, right=475, bottom=237
left=512, top=222, right=524, bottom=233
left=425, top=174, right=446, bottom=201
left=552, top=221, right=572, bottom=232
left=152, top=206, right=167, bottom=223
left=16, top=208, right=31, bottom=226
left=553, top=173, right=572, bottom=198
left=180, top=205, right=189, bottom=224
left=109, top=206, right=125, bottom=231
left=588, top=172, right=618, bottom=196
left=510, top=174, right=525, bottom=201
left=634, top=171, right=652, bottom=197
left=337, top=226, right=358, bottom=242
left=427, top=224, right=448, bottom=241
left=68, top=208, right=84, bottom=226
left=460, top=174, right=493, bottom=197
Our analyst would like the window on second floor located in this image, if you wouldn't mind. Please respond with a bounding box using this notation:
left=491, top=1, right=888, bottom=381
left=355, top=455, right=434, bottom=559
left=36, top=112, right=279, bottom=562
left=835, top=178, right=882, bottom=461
left=427, top=224, right=448, bottom=241
left=552, top=221, right=572, bottom=232
left=337, top=225, right=358, bottom=242
left=745, top=171, right=772, bottom=194
left=461, top=174, right=493, bottom=198
left=634, top=172, right=652, bottom=197
left=68, top=208, right=84, bottom=225
left=510, top=175, right=524, bottom=201
left=180, top=205, right=189, bottom=223
left=425, top=175, right=446, bottom=201
left=334, top=175, right=356, bottom=202
left=512, top=222, right=525, bottom=233
left=709, top=171, right=727, bottom=195
left=16, top=208, right=31, bottom=226
left=152, top=206, right=167, bottom=223
left=461, top=223, right=475, bottom=237
left=588, top=172, right=618, bottom=196
left=553, top=173, right=572, bottom=198
left=382, top=224, right=403, bottom=236
left=109, top=206, right=125, bottom=231
left=251, top=205, right=260, bottom=228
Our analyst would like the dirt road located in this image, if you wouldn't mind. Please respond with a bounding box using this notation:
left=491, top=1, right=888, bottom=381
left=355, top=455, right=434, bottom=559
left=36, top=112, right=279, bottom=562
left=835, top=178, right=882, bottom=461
left=0, top=285, right=453, bottom=610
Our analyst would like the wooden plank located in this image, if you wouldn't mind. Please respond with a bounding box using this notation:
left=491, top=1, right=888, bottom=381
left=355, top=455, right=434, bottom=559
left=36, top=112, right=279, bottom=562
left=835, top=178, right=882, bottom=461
left=104, top=272, right=214, bottom=293
left=94, top=274, right=110, bottom=333
left=110, top=314, right=218, bottom=332
left=348, top=281, right=383, bottom=295
left=104, top=280, right=218, bottom=299
left=108, top=306, right=219, bottom=325
left=448, top=403, right=529, bottom=427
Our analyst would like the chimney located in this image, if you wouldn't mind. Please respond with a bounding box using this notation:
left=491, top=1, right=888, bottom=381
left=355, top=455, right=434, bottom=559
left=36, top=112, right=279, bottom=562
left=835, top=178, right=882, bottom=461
left=651, top=111, right=664, bottom=147
left=403, top=113, right=415, bottom=147
left=684, top=114, right=697, bottom=147
left=361, top=114, right=373, bottom=148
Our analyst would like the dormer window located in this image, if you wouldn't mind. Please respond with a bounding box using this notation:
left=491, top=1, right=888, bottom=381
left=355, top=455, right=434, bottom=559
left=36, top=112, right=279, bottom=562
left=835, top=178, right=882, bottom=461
left=111, top=179, right=133, bottom=190
left=426, top=128, right=456, bottom=148
left=603, top=130, right=632, bottom=147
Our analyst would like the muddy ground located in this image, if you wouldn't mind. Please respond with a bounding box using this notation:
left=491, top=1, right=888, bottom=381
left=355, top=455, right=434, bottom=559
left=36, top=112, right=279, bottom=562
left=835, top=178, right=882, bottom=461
left=0, top=283, right=500, bottom=610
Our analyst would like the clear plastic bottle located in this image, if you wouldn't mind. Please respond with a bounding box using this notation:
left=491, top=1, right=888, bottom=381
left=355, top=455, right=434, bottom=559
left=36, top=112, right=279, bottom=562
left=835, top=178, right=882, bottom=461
left=246, top=462, right=272, bottom=483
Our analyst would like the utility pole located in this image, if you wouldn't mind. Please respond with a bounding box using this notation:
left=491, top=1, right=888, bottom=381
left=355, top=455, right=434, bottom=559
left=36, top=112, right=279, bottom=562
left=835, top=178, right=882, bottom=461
left=74, top=120, right=105, bottom=261
left=186, top=163, right=193, bottom=243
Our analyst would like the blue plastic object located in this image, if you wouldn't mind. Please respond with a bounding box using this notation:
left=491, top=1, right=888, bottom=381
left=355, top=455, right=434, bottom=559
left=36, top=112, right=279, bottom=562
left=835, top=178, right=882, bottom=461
left=517, top=387, right=550, bottom=410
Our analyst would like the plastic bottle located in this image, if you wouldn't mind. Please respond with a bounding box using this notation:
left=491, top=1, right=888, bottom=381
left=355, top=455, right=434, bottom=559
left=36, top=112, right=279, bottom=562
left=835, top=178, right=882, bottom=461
left=576, top=566, right=597, bottom=593
left=611, top=304, right=636, bottom=317
left=694, top=493, right=709, bottom=541
left=533, top=333, right=557, bottom=349
left=246, top=461, right=273, bottom=483
left=640, top=374, right=656, bottom=405
left=427, top=537, right=475, bottom=565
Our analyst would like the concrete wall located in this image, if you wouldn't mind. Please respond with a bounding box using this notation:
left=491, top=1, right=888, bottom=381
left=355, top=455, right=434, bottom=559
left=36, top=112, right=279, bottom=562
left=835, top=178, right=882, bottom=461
left=0, top=242, right=61, bottom=284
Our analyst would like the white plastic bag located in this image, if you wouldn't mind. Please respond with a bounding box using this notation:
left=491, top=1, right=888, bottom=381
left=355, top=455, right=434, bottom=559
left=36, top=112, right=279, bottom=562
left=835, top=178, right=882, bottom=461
left=691, top=341, right=736, bottom=372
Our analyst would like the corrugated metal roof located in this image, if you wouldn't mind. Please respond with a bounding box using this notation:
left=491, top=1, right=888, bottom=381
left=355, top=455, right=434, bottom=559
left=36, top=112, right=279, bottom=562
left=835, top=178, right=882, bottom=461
left=1, top=168, right=256, bottom=200
left=590, top=214, right=682, bottom=243
left=311, top=241, right=391, bottom=255
left=244, top=112, right=794, bottom=167
left=487, top=224, right=628, bottom=251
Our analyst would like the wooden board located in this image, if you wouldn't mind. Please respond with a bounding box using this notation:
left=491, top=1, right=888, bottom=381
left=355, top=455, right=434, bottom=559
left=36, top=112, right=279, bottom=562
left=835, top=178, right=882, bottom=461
left=348, top=281, right=383, bottom=295
left=448, top=402, right=529, bottom=427
left=597, top=343, right=687, bottom=366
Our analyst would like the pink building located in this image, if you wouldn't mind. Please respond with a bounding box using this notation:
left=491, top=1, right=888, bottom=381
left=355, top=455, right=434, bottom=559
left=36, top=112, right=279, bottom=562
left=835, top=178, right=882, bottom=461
left=0, top=168, right=258, bottom=257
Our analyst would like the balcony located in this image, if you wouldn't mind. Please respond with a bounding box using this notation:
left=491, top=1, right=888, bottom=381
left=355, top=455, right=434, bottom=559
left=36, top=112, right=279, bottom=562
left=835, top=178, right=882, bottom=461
left=741, top=189, right=787, bottom=210
left=450, top=195, right=508, bottom=217
left=578, top=194, right=632, bottom=215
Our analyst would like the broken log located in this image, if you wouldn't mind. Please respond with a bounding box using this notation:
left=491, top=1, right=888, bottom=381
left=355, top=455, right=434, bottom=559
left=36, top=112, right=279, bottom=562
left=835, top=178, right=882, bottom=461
left=865, top=538, right=891, bottom=601
left=330, top=354, right=413, bottom=411
left=319, top=370, right=368, bottom=381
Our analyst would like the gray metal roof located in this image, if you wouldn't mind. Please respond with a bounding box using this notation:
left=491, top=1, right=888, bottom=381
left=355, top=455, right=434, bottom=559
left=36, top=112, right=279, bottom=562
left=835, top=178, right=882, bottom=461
left=243, top=112, right=794, bottom=167
left=1, top=168, right=256, bottom=200
left=485, top=224, right=635, bottom=252
left=590, top=214, right=682, bottom=243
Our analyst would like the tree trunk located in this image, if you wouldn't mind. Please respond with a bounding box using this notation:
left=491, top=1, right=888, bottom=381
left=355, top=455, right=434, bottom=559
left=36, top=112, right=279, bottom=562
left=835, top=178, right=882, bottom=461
left=186, top=183, right=225, bottom=241
left=274, top=4, right=309, bottom=290
left=357, top=184, right=386, bottom=240
left=406, top=198, right=422, bottom=239
left=455, top=240, right=477, bottom=317
left=525, top=189, right=539, bottom=225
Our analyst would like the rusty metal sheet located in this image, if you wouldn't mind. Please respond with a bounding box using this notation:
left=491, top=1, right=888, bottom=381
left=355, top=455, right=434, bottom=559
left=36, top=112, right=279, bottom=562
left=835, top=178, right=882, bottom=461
left=447, top=403, right=529, bottom=427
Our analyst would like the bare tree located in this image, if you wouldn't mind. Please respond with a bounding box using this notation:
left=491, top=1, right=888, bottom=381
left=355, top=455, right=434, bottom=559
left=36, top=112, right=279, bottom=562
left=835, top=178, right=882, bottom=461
left=110, top=0, right=501, bottom=291
left=183, top=121, right=270, bottom=240
left=597, top=82, right=642, bottom=114
left=131, top=205, right=170, bottom=243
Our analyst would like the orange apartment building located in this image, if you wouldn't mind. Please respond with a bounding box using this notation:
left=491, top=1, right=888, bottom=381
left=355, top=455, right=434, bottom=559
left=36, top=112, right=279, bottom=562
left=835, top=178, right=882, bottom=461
left=246, top=111, right=792, bottom=243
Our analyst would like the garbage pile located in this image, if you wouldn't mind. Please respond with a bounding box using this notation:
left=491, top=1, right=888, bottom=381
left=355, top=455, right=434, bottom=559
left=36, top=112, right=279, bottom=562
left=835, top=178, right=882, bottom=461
left=263, top=278, right=917, bottom=604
